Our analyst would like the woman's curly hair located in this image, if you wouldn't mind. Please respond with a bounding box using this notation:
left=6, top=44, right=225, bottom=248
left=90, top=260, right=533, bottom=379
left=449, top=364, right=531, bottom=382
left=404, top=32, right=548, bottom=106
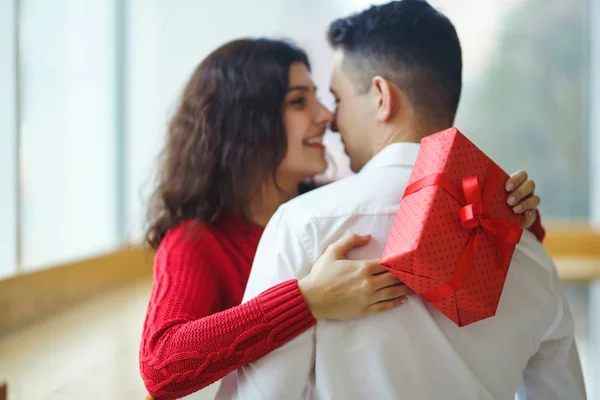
left=145, top=38, right=310, bottom=249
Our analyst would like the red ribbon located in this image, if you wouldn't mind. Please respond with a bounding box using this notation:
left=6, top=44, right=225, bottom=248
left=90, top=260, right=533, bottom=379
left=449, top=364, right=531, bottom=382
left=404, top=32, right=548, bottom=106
left=402, top=164, right=523, bottom=303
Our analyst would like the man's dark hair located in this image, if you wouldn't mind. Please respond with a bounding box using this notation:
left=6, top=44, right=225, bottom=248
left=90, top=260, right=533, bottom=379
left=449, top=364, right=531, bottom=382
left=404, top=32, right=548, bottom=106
left=327, top=0, right=462, bottom=124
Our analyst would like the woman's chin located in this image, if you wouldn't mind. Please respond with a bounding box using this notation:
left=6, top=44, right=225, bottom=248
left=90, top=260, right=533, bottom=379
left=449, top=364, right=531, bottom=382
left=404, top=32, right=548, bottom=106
left=311, top=159, right=329, bottom=177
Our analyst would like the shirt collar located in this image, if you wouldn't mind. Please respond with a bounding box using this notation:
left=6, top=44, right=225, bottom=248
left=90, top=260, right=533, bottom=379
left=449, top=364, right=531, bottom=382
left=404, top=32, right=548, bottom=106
left=360, top=142, right=421, bottom=173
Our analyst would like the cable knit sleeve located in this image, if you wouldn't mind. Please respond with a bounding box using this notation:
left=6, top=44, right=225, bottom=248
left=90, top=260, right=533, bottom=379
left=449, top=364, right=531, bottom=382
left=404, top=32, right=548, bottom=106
left=139, top=231, right=315, bottom=400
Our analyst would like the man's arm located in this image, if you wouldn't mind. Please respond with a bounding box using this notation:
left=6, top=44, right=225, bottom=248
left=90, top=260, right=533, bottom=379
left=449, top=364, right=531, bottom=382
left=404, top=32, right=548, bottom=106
left=235, top=206, right=316, bottom=400
left=518, top=266, right=586, bottom=399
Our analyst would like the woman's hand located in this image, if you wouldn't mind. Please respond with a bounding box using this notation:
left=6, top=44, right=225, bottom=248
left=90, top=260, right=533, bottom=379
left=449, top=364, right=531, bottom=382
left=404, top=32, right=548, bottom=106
left=505, top=170, right=540, bottom=229
left=298, top=233, right=410, bottom=320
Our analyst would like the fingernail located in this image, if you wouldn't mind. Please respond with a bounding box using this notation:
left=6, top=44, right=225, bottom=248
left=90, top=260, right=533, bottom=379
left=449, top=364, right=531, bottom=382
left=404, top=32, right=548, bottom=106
left=513, top=205, right=524, bottom=213
left=526, top=210, right=532, bottom=217
left=351, top=231, right=371, bottom=238
left=399, top=297, right=408, bottom=304
left=505, top=183, right=515, bottom=192
left=507, top=196, right=517, bottom=206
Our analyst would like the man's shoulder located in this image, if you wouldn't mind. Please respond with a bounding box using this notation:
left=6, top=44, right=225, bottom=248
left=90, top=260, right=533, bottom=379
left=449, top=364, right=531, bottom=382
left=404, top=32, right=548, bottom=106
left=515, top=230, right=555, bottom=271
left=290, top=173, right=361, bottom=203
left=282, top=173, right=382, bottom=223
left=505, top=230, right=564, bottom=315
left=282, top=168, right=409, bottom=225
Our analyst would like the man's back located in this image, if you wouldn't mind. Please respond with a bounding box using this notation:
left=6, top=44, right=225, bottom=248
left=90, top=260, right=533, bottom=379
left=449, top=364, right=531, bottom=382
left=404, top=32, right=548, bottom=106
left=230, top=143, right=585, bottom=399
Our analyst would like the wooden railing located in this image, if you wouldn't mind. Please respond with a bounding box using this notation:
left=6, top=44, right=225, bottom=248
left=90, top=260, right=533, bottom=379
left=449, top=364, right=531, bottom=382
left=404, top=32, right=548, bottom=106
left=0, top=246, right=153, bottom=336
left=545, top=225, right=600, bottom=283
left=544, top=224, right=600, bottom=259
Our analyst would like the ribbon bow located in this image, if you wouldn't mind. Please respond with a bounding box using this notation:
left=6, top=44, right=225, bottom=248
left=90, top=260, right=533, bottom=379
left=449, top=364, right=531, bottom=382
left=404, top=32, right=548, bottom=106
left=402, top=164, right=523, bottom=303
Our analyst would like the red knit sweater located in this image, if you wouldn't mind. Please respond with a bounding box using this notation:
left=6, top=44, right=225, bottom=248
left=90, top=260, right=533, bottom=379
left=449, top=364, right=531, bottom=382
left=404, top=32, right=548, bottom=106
left=139, top=213, right=316, bottom=399
left=140, top=210, right=546, bottom=399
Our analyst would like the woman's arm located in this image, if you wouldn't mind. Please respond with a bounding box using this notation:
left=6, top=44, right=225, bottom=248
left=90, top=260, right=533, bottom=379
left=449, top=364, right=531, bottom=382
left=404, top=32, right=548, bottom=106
left=140, top=276, right=314, bottom=399
left=140, top=234, right=408, bottom=400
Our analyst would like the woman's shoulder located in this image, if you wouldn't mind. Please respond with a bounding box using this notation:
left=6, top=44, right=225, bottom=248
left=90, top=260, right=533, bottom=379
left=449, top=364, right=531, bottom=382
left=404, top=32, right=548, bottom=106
left=156, top=212, right=258, bottom=259
left=159, top=220, right=219, bottom=255
left=153, top=220, right=228, bottom=283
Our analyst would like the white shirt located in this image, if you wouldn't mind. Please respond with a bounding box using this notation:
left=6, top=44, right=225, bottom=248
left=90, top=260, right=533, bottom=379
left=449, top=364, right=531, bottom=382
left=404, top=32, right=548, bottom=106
left=217, top=142, right=586, bottom=400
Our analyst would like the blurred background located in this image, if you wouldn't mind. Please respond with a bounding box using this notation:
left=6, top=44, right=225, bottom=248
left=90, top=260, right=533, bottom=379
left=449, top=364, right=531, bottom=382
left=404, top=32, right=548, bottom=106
left=0, top=0, right=599, bottom=399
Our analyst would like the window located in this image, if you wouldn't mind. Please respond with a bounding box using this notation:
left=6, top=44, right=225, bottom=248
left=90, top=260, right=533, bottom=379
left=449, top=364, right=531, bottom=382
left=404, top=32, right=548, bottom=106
left=0, top=0, right=17, bottom=278
left=19, top=0, right=119, bottom=270
left=447, top=0, right=590, bottom=219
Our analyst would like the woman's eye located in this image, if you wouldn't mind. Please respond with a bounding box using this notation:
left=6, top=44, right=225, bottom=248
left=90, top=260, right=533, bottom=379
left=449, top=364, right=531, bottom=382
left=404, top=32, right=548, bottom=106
left=290, top=97, right=306, bottom=107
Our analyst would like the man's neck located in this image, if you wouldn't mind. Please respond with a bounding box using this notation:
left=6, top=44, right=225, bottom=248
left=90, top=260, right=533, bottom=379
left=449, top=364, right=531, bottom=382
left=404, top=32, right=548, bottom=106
left=372, top=119, right=450, bottom=156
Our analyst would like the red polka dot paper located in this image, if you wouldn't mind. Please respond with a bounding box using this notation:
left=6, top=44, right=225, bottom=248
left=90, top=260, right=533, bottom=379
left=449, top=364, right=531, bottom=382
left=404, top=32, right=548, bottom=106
left=381, top=127, right=523, bottom=327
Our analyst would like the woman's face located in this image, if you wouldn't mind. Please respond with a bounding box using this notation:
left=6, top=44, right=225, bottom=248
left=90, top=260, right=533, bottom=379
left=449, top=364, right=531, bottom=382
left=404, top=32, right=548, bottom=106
left=277, top=62, right=333, bottom=184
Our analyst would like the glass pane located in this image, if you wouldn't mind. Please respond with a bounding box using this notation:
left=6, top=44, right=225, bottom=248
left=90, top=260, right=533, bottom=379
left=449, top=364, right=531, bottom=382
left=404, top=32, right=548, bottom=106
left=0, top=0, right=17, bottom=279
left=591, top=0, right=600, bottom=225
left=123, top=0, right=162, bottom=243
left=19, top=0, right=119, bottom=270
left=441, top=0, right=590, bottom=219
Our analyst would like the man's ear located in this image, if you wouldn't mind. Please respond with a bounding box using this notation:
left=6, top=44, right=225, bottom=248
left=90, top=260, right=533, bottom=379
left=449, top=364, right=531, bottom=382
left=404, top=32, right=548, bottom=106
left=372, top=76, right=395, bottom=122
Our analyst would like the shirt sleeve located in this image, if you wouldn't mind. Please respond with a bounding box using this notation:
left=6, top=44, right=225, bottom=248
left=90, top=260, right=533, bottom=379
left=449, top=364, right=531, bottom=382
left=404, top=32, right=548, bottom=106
left=518, top=265, right=587, bottom=399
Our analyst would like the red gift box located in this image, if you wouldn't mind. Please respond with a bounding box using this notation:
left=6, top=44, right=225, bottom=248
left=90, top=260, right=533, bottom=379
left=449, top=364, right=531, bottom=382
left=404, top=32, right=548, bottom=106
left=380, top=127, right=523, bottom=327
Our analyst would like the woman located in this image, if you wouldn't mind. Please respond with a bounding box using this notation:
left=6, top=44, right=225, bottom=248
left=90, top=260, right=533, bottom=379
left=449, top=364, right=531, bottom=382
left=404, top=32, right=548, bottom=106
left=140, top=38, right=543, bottom=400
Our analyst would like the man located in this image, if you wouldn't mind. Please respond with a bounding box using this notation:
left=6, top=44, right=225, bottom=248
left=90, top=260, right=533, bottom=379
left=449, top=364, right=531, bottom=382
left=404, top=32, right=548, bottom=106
left=223, top=1, right=586, bottom=398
